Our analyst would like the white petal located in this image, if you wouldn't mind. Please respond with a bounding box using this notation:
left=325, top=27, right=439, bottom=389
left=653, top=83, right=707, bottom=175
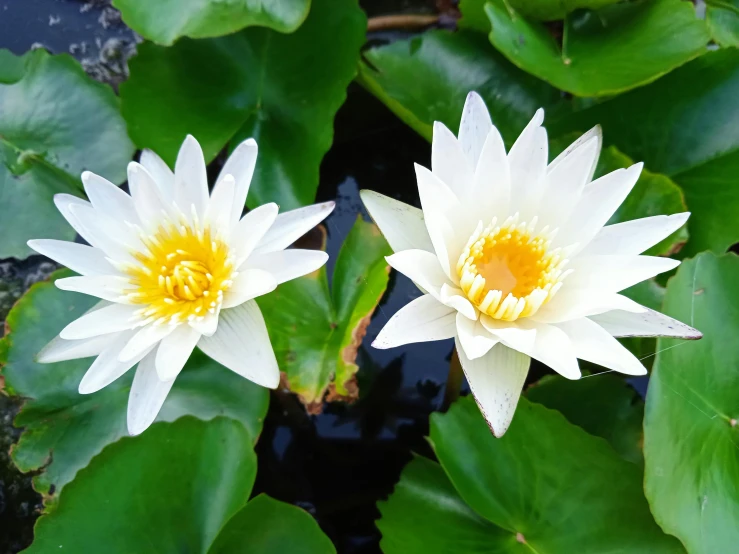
left=140, top=149, right=175, bottom=202
left=56, top=275, right=134, bottom=303
left=81, top=171, right=139, bottom=226
left=532, top=290, right=646, bottom=324
left=508, top=109, right=547, bottom=217
left=128, top=162, right=169, bottom=230
left=385, top=249, right=449, bottom=298
left=470, top=126, right=510, bottom=222
left=206, top=173, right=235, bottom=235
left=432, top=121, right=474, bottom=199
left=589, top=308, right=702, bottom=339
left=566, top=255, right=680, bottom=293
left=526, top=323, right=581, bottom=380
left=155, top=324, right=201, bottom=380
left=78, top=330, right=146, bottom=394
left=54, top=194, right=91, bottom=237
left=254, top=201, right=335, bottom=254
left=197, top=300, right=279, bottom=388
left=556, top=163, right=643, bottom=251
left=37, top=333, right=117, bottom=363
left=222, top=268, right=277, bottom=309
left=27, top=240, right=114, bottom=276
left=69, top=203, right=139, bottom=260
left=118, top=323, right=174, bottom=363
left=189, top=308, right=220, bottom=337
left=60, top=303, right=138, bottom=340
left=372, top=294, right=456, bottom=349
left=440, top=283, right=478, bottom=320
left=480, top=315, right=537, bottom=353
left=245, top=249, right=328, bottom=284
left=548, top=125, right=602, bottom=184
left=218, top=137, right=258, bottom=225
left=456, top=312, right=497, bottom=360
left=456, top=339, right=530, bottom=438
left=174, top=135, right=209, bottom=218
left=579, top=212, right=690, bottom=257
left=127, top=349, right=176, bottom=436
left=359, top=190, right=433, bottom=253
left=458, top=91, right=493, bottom=171
left=232, top=203, right=279, bottom=266
left=557, top=318, right=647, bottom=376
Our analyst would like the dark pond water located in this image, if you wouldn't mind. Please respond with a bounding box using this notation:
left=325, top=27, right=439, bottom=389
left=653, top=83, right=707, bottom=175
left=0, top=1, right=549, bottom=552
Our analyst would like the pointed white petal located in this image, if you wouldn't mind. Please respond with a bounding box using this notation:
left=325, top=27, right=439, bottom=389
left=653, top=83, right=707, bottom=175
left=590, top=308, right=702, bottom=339
left=53, top=194, right=92, bottom=238
left=566, top=255, right=680, bottom=293
left=222, top=269, right=277, bottom=309
left=55, top=275, right=134, bottom=303
left=206, top=173, right=235, bottom=235
left=69, top=203, right=139, bottom=260
left=456, top=312, right=497, bottom=360
left=197, top=300, right=279, bottom=388
left=81, top=171, right=139, bottom=226
left=37, top=333, right=117, bottom=363
left=140, top=149, right=175, bottom=202
left=480, top=315, right=537, bottom=353
left=456, top=339, right=530, bottom=438
left=174, top=135, right=209, bottom=218
left=548, top=125, right=602, bottom=184
left=372, top=294, right=456, bottom=349
left=155, top=324, right=201, bottom=380
left=127, top=349, right=176, bottom=436
left=532, top=289, right=646, bottom=324
left=385, top=249, right=449, bottom=298
left=218, top=137, right=258, bottom=225
left=458, top=91, right=493, bottom=171
left=118, top=323, right=174, bottom=363
left=127, top=162, right=169, bottom=230
left=508, top=109, right=547, bottom=217
left=244, top=249, right=328, bottom=284
left=254, top=201, right=335, bottom=254
left=526, top=323, right=581, bottom=380
left=432, top=121, right=474, bottom=199
left=78, top=330, right=146, bottom=394
left=440, top=283, right=477, bottom=320
left=471, top=126, right=510, bottom=221
left=231, top=203, right=279, bottom=266
left=359, top=190, right=433, bottom=253
left=579, top=212, right=690, bottom=257
left=60, top=303, right=138, bottom=340
left=557, top=318, right=647, bottom=376
left=189, top=308, right=220, bottom=337
left=27, top=240, right=114, bottom=276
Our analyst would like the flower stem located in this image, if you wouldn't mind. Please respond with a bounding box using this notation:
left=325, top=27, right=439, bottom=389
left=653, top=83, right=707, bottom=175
left=367, top=14, right=439, bottom=32
left=441, top=348, right=464, bottom=411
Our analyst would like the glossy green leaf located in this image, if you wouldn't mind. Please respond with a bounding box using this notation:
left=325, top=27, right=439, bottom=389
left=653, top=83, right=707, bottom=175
left=112, top=0, right=311, bottom=45
left=358, top=29, right=569, bottom=147
left=484, top=0, right=709, bottom=97
left=459, top=0, right=619, bottom=26
left=0, top=49, right=133, bottom=259
left=120, top=0, right=365, bottom=210
left=0, top=271, right=268, bottom=499
left=707, top=0, right=739, bottom=47
left=257, top=217, right=391, bottom=410
left=422, top=397, right=684, bottom=553
left=550, top=49, right=739, bottom=255
left=207, top=494, right=335, bottom=554
left=644, top=252, right=739, bottom=553
left=527, top=374, right=644, bottom=464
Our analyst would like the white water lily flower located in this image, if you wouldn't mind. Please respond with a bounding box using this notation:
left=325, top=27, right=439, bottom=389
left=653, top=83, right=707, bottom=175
left=361, top=92, right=701, bottom=438
left=29, top=135, right=334, bottom=435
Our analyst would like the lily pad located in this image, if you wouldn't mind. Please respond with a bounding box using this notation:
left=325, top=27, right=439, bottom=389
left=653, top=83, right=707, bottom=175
left=257, top=217, right=391, bottom=411
left=0, top=49, right=133, bottom=259
left=22, top=417, right=335, bottom=553
left=483, top=0, right=709, bottom=97
left=550, top=49, right=739, bottom=255
left=0, top=271, right=268, bottom=499
left=397, top=396, right=683, bottom=553
left=112, top=0, right=311, bottom=46
left=459, top=0, right=619, bottom=26
left=358, top=29, right=568, bottom=147
left=120, top=0, right=365, bottom=210
left=707, top=0, right=739, bottom=47
left=644, top=252, right=739, bottom=553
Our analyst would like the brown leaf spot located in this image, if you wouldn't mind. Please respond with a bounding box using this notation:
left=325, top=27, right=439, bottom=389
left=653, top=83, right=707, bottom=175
left=278, top=371, right=291, bottom=391
left=665, top=240, right=686, bottom=257
left=326, top=376, right=359, bottom=404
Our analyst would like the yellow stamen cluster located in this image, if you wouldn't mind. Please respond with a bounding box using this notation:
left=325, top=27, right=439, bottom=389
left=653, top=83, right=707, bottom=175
left=120, top=210, right=235, bottom=327
left=457, top=214, right=568, bottom=321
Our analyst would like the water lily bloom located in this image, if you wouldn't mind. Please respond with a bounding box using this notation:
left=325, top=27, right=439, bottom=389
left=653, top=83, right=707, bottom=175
left=361, top=92, right=701, bottom=437
left=29, top=135, right=334, bottom=435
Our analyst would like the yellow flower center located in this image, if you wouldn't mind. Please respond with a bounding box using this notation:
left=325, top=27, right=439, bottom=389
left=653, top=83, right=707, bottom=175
left=121, top=215, right=236, bottom=326
left=457, top=214, right=568, bottom=321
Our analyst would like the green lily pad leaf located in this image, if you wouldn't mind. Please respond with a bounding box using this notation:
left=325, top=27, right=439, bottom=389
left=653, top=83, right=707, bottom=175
left=0, top=49, right=134, bottom=260
left=527, top=374, right=645, bottom=464
left=358, top=29, right=569, bottom=147
left=0, top=271, right=268, bottom=500
left=120, top=0, right=365, bottom=211
left=707, top=0, right=739, bottom=47
left=207, top=494, right=335, bottom=554
left=459, top=0, right=619, bottom=25
left=257, top=217, right=391, bottom=411
left=407, top=396, right=684, bottom=553
left=550, top=49, right=739, bottom=255
left=112, top=0, right=311, bottom=46
left=644, top=252, right=739, bottom=553
left=483, top=0, right=709, bottom=97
